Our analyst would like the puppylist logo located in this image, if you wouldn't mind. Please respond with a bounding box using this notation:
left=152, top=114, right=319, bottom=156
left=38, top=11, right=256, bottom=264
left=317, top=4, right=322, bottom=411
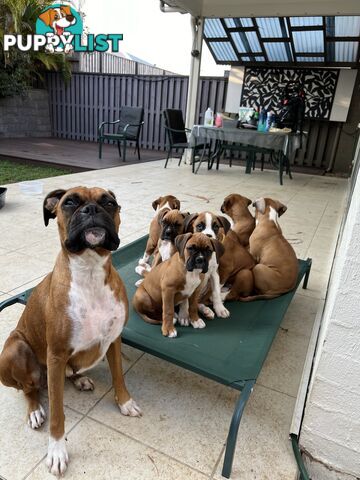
left=4, top=3, right=123, bottom=54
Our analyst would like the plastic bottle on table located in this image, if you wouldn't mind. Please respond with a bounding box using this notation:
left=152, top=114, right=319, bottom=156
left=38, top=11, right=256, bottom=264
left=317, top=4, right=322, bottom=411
left=204, top=107, right=214, bottom=126
left=257, top=108, right=267, bottom=132
left=214, top=112, right=223, bottom=128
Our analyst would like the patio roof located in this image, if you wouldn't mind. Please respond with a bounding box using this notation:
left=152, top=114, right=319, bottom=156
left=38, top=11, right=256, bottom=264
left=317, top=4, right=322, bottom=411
left=204, top=16, right=360, bottom=67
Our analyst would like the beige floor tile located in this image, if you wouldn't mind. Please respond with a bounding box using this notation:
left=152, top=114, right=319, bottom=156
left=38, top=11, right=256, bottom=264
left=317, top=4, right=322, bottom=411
left=0, top=251, right=51, bottom=293
left=257, top=327, right=311, bottom=397
left=280, top=294, right=320, bottom=338
left=89, top=354, right=238, bottom=475
left=0, top=388, right=81, bottom=480
left=213, top=384, right=297, bottom=480
left=296, top=269, right=329, bottom=300
left=27, top=417, right=209, bottom=480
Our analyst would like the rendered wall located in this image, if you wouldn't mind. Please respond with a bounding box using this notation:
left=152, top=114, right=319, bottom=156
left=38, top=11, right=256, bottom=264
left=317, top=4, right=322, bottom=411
left=0, top=89, right=51, bottom=138
left=300, top=137, right=360, bottom=478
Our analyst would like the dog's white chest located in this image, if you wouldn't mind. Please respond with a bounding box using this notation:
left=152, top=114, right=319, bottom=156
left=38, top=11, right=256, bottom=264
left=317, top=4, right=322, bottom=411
left=68, top=251, right=125, bottom=359
left=181, top=270, right=202, bottom=298
left=159, top=240, right=172, bottom=261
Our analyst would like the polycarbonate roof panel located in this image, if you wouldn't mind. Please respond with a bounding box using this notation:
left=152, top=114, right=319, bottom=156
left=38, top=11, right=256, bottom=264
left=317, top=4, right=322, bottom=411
left=204, top=18, right=227, bottom=38
left=292, top=31, right=324, bottom=53
left=204, top=16, right=360, bottom=66
left=297, top=56, right=324, bottom=62
left=264, top=42, right=289, bottom=61
left=290, top=17, right=323, bottom=27
left=256, top=17, right=287, bottom=38
left=210, top=42, right=238, bottom=61
left=334, top=42, right=358, bottom=61
left=224, top=18, right=253, bottom=28
left=334, top=16, right=360, bottom=37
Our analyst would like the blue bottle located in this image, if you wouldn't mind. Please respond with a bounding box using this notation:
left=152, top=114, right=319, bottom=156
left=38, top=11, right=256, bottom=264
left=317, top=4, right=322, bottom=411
left=257, top=109, right=267, bottom=132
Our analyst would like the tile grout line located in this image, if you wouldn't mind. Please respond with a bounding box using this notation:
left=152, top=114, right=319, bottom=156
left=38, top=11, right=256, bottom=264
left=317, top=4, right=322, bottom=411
left=85, top=415, right=211, bottom=478
left=210, top=444, right=226, bottom=479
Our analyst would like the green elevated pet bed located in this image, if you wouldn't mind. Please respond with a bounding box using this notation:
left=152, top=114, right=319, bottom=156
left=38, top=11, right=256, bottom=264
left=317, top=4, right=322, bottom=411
left=0, top=236, right=312, bottom=478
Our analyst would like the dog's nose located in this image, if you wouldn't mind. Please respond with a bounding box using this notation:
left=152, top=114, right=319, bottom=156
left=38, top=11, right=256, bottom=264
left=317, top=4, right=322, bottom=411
left=206, top=234, right=212, bottom=238
left=80, top=203, right=99, bottom=216
left=195, top=255, right=204, bottom=266
left=66, top=14, right=75, bottom=21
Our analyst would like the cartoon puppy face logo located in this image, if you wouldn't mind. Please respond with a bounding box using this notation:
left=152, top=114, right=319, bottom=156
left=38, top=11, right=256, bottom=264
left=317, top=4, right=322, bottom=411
left=39, top=5, right=76, bottom=36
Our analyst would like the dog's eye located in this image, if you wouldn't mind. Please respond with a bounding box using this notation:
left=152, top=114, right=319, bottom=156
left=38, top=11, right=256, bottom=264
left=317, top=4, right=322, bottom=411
left=54, top=13, right=59, bottom=19
left=212, top=223, right=219, bottom=232
left=196, top=223, right=205, bottom=231
left=64, top=198, right=77, bottom=207
left=106, top=200, right=116, bottom=207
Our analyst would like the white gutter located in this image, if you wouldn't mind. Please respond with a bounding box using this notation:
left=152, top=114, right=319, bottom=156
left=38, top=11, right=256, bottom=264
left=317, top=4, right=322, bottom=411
left=159, top=0, right=187, bottom=14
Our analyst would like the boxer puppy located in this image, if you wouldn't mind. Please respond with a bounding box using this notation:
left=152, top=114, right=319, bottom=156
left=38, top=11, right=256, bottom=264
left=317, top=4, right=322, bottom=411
left=183, top=212, right=230, bottom=319
left=133, top=233, right=224, bottom=337
left=219, top=194, right=256, bottom=301
left=136, top=209, right=188, bottom=275
left=138, top=195, right=180, bottom=269
left=0, top=187, right=141, bottom=477
left=243, top=197, right=299, bottom=300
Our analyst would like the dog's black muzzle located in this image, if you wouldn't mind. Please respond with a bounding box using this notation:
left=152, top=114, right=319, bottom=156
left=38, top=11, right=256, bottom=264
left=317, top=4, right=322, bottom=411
left=161, top=225, right=177, bottom=242
left=186, top=252, right=208, bottom=273
left=65, top=202, right=120, bottom=253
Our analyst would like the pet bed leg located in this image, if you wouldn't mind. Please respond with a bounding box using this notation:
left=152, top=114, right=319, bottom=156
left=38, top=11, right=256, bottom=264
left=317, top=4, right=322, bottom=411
left=303, top=258, right=312, bottom=290
left=222, top=380, right=255, bottom=478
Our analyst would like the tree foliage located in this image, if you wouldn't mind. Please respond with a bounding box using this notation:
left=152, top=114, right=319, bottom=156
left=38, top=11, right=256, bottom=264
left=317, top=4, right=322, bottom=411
left=0, top=0, right=72, bottom=97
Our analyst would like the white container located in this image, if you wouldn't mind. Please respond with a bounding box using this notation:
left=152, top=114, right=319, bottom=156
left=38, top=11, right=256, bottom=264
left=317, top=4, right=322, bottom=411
left=19, top=180, right=44, bottom=195
left=204, top=107, right=214, bottom=126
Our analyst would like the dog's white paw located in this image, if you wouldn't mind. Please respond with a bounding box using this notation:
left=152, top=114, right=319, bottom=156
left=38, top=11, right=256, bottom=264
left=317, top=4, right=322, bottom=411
left=46, top=436, right=69, bottom=476
left=138, top=257, right=149, bottom=266
left=178, top=316, right=190, bottom=326
left=45, top=44, right=55, bottom=53
left=135, top=278, right=144, bottom=287
left=135, top=265, right=145, bottom=276
left=191, top=318, right=206, bottom=329
left=28, top=404, right=46, bottom=429
left=168, top=329, right=178, bottom=338
left=118, top=398, right=142, bottom=417
left=73, top=375, right=94, bottom=391
left=214, top=303, right=230, bottom=318
left=199, top=304, right=215, bottom=320
left=64, top=43, right=73, bottom=54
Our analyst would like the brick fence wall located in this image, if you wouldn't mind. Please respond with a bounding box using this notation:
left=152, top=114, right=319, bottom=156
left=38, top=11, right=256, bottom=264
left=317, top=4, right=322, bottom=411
left=0, top=89, right=51, bottom=138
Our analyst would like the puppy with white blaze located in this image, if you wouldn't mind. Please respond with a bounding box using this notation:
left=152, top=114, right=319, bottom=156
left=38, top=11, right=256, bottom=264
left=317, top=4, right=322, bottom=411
left=0, top=187, right=141, bottom=477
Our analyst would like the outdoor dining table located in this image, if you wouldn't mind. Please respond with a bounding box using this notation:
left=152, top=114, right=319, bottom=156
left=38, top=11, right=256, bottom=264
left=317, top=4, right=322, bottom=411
left=189, top=125, right=301, bottom=185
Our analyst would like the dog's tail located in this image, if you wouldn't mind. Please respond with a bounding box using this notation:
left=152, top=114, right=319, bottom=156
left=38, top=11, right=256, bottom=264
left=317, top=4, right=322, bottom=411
left=138, top=313, right=162, bottom=325
left=238, top=293, right=280, bottom=302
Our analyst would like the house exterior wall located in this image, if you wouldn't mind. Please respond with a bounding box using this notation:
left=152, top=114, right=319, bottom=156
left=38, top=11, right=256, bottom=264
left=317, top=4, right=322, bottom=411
left=300, top=137, right=360, bottom=479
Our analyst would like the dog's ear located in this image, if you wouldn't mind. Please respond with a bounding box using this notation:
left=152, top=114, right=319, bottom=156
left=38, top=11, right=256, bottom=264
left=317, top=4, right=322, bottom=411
left=152, top=197, right=162, bottom=211
left=252, top=198, right=266, bottom=214
left=173, top=197, right=181, bottom=210
left=39, top=9, right=52, bottom=26
left=43, top=189, right=67, bottom=226
left=217, top=215, right=231, bottom=234
left=157, top=208, right=169, bottom=225
left=60, top=5, right=72, bottom=15
left=175, top=233, right=192, bottom=258
left=183, top=213, right=198, bottom=233
left=108, top=190, right=116, bottom=200
left=275, top=201, right=287, bottom=217
left=210, top=238, right=225, bottom=263
left=181, top=211, right=191, bottom=219
left=245, top=196, right=252, bottom=207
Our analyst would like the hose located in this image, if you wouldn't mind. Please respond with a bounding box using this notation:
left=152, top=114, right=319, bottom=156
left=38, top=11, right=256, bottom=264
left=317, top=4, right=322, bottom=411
left=290, top=434, right=311, bottom=480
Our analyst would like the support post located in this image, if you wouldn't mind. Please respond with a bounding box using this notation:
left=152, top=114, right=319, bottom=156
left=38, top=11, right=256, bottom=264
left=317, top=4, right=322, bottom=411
left=184, top=16, right=204, bottom=165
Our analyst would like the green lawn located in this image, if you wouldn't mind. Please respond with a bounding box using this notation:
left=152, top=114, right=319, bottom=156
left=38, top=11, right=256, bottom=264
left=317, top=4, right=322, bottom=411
left=0, top=159, right=74, bottom=184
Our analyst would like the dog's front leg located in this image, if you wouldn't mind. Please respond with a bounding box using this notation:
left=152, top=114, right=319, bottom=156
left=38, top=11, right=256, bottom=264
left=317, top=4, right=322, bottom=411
left=161, top=289, right=177, bottom=337
left=106, top=338, right=142, bottom=417
left=46, top=351, right=69, bottom=476
left=210, top=271, right=230, bottom=318
left=189, top=288, right=206, bottom=329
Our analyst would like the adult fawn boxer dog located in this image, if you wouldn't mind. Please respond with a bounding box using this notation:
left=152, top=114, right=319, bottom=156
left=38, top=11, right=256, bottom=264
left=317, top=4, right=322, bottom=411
left=243, top=197, right=299, bottom=300
left=219, top=194, right=256, bottom=301
left=138, top=195, right=180, bottom=269
left=0, top=187, right=141, bottom=477
left=133, top=233, right=224, bottom=337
